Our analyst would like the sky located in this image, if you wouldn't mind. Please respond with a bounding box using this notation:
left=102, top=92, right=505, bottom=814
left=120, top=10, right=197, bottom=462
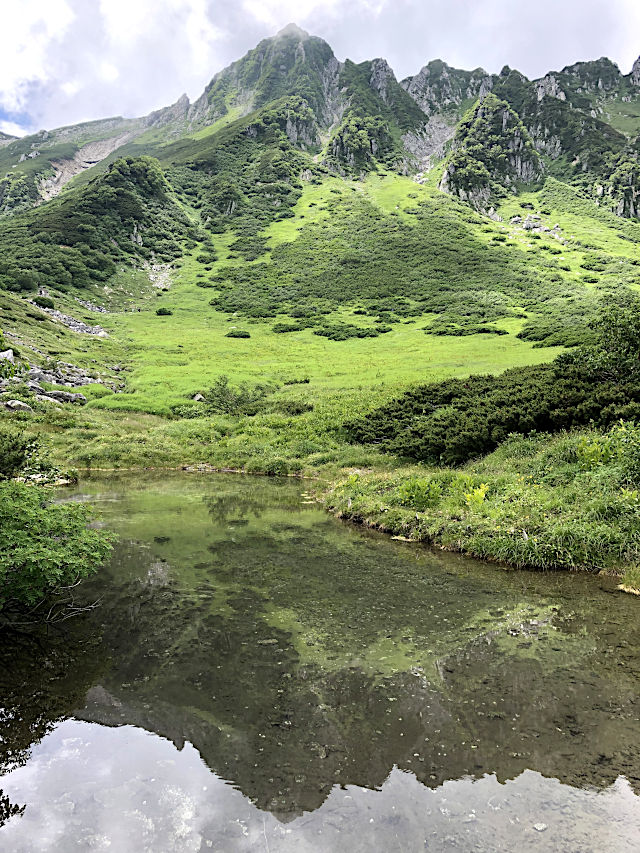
left=2, top=0, right=639, bottom=136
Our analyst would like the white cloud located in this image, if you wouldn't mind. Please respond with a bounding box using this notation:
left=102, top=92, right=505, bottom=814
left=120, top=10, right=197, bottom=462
left=0, top=120, right=30, bottom=137
left=99, top=61, right=119, bottom=82
left=0, top=0, right=638, bottom=133
left=0, top=0, right=74, bottom=113
left=239, top=0, right=385, bottom=28
left=61, top=80, right=81, bottom=97
left=240, top=0, right=340, bottom=26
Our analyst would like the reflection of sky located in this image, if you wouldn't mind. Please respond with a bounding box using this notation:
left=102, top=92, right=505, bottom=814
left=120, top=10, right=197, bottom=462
left=1, top=720, right=639, bottom=852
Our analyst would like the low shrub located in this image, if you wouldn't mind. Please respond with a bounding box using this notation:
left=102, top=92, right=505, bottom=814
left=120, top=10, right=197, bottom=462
left=32, top=296, right=54, bottom=309
left=0, top=428, right=35, bottom=479
left=198, top=375, right=272, bottom=415
left=0, top=482, right=112, bottom=612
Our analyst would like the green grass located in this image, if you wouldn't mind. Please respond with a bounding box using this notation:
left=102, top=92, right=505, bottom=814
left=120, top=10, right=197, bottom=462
left=598, top=95, right=640, bottom=139
left=0, top=170, right=636, bottom=488
left=186, top=106, right=244, bottom=140
left=325, top=424, right=640, bottom=576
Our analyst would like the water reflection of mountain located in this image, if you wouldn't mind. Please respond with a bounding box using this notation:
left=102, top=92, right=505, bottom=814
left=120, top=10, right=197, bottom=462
left=71, top=545, right=640, bottom=820
left=3, top=475, right=640, bottom=825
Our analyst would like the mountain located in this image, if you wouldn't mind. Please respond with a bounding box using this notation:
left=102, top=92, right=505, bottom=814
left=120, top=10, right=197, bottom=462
left=0, top=26, right=637, bottom=223
left=2, top=25, right=640, bottom=584
left=0, top=26, right=638, bottom=367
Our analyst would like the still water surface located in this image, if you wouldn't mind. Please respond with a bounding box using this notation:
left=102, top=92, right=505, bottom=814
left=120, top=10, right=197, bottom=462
left=1, top=473, right=640, bottom=851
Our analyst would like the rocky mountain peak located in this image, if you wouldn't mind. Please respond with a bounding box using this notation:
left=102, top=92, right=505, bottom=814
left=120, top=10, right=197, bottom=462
left=144, top=93, right=190, bottom=128
left=275, top=23, right=310, bottom=40
left=560, top=57, right=622, bottom=92
left=401, top=59, right=492, bottom=118
left=632, top=55, right=640, bottom=86
left=368, top=58, right=397, bottom=103
left=535, top=74, right=567, bottom=102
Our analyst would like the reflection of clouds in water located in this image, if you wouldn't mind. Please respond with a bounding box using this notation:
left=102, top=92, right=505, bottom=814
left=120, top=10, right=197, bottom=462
left=1, top=720, right=639, bottom=853
left=145, top=560, right=171, bottom=587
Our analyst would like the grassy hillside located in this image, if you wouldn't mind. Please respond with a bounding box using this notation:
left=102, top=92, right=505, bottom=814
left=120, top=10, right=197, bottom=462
left=1, top=35, right=639, bottom=581
left=5, top=168, right=632, bottom=478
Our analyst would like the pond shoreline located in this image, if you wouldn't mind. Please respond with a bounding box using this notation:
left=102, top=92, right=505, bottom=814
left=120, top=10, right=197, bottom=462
left=69, top=466, right=639, bottom=593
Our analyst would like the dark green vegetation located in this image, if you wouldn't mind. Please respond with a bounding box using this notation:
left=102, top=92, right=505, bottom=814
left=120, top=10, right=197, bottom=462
left=331, top=303, right=640, bottom=578
left=0, top=427, right=112, bottom=621
left=346, top=296, right=640, bottom=465
left=0, top=483, right=112, bottom=615
left=209, top=187, right=632, bottom=347
left=0, top=156, right=194, bottom=293
left=162, top=96, right=317, bottom=246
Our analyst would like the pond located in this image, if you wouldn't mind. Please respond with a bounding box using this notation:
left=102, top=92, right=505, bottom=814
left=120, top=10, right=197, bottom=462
left=1, top=473, right=640, bottom=851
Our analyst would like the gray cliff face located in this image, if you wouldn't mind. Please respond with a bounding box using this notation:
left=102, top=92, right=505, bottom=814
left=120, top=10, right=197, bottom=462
left=527, top=123, right=563, bottom=159
left=316, top=55, right=343, bottom=128
left=284, top=113, right=320, bottom=149
left=632, top=56, right=640, bottom=87
left=402, top=61, right=493, bottom=117
left=368, top=58, right=396, bottom=105
left=401, top=116, right=457, bottom=174
left=535, top=75, right=567, bottom=102
left=144, top=93, right=190, bottom=128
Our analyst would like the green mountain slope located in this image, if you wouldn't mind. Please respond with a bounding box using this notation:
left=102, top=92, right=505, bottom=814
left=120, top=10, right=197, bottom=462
left=0, top=27, right=639, bottom=498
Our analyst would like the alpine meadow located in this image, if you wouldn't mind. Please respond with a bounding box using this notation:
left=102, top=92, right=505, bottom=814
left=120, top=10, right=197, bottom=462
left=5, top=15, right=640, bottom=847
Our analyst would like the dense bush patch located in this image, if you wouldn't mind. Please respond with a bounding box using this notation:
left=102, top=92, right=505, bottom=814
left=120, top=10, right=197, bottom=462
left=346, top=296, right=640, bottom=464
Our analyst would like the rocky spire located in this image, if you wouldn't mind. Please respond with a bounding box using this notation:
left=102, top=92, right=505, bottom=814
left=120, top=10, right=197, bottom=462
left=632, top=55, right=640, bottom=86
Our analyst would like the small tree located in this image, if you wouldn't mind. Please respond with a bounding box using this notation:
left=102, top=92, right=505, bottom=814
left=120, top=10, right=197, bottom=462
left=201, top=375, right=272, bottom=415
left=558, top=292, right=640, bottom=383
left=0, top=483, right=112, bottom=612
left=0, top=428, right=35, bottom=480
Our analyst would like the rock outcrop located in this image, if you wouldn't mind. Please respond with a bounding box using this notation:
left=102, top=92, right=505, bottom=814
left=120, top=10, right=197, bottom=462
left=39, top=133, right=137, bottom=201
left=402, top=60, right=493, bottom=117
left=31, top=303, right=108, bottom=336
left=535, top=75, right=567, bottom=102
left=440, top=94, right=543, bottom=213
left=3, top=399, right=32, bottom=413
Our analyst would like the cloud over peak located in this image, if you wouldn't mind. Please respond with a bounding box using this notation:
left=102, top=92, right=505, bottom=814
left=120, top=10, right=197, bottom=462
left=1, top=0, right=639, bottom=135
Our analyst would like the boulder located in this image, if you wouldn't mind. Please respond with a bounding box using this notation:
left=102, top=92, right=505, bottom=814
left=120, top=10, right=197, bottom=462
left=4, top=399, right=33, bottom=412
left=193, top=393, right=205, bottom=402
left=0, top=349, right=14, bottom=362
left=35, top=394, right=63, bottom=406
left=45, top=390, right=87, bottom=404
